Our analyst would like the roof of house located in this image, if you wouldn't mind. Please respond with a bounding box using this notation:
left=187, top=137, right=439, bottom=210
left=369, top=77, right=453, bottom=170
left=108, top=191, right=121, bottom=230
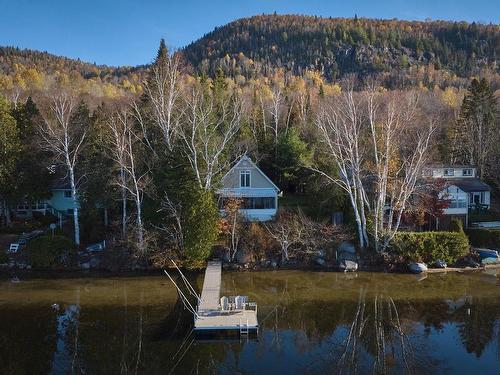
left=427, top=164, right=476, bottom=169
left=221, top=155, right=280, bottom=192
left=448, top=178, right=491, bottom=192
left=51, top=177, right=71, bottom=190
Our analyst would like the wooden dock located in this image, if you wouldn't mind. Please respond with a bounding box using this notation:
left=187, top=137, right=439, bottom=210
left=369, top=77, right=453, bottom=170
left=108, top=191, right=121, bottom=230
left=197, top=260, right=222, bottom=313
left=194, top=260, right=258, bottom=333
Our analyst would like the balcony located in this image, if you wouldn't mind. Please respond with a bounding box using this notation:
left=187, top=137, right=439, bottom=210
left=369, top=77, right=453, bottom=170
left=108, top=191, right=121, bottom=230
left=448, top=201, right=467, bottom=209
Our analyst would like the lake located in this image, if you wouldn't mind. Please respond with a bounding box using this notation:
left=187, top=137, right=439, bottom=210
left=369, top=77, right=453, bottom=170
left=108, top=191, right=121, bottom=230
left=1, top=270, right=499, bottom=374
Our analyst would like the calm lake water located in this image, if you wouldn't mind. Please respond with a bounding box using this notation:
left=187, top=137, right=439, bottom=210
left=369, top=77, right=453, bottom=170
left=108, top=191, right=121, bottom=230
left=1, top=270, right=500, bottom=375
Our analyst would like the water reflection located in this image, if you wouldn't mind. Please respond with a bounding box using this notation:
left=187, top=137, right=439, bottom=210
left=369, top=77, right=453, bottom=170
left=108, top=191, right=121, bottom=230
left=0, top=272, right=499, bottom=374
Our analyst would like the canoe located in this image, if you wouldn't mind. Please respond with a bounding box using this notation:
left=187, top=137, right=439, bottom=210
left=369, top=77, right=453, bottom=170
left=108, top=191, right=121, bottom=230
left=409, top=262, right=428, bottom=274
left=475, top=248, right=499, bottom=259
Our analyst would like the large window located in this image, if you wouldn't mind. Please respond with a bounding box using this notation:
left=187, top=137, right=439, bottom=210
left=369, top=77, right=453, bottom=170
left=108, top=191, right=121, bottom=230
left=219, top=197, right=275, bottom=210
left=444, top=169, right=455, bottom=176
left=64, top=190, right=72, bottom=198
left=241, top=197, right=275, bottom=209
left=240, top=170, right=250, bottom=187
left=462, top=168, right=473, bottom=176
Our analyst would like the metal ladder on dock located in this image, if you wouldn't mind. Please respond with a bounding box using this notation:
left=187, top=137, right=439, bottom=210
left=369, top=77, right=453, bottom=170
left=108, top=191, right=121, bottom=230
left=240, top=319, right=249, bottom=336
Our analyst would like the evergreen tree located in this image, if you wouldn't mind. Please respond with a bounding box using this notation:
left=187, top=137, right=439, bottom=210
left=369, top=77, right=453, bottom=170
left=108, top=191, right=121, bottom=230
left=182, top=182, right=219, bottom=268
left=10, top=97, right=52, bottom=214
left=450, top=78, right=498, bottom=179
left=155, top=38, right=169, bottom=65
left=0, top=95, right=21, bottom=226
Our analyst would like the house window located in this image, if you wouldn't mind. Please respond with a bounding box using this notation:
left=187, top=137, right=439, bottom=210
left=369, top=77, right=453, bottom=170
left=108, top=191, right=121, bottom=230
left=462, top=169, right=473, bottom=176
left=422, top=168, right=432, bottom=177
left=444, top=169, right=455, bottom=176
left=241, top=197, right=275, bottom=209
left=64, top=190, right=72, bottom=198
left=240, top=170, right=250, bottom=187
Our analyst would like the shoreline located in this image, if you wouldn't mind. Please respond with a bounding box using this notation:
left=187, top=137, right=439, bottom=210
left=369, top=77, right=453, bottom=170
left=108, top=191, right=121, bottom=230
left=1, top=262, right=498, bottom=278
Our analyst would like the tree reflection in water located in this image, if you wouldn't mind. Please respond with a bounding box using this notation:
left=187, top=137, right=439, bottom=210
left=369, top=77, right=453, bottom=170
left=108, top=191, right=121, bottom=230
left=1, top=272, right=500, bottom=374
left=336, top=289, right=416, bottom=375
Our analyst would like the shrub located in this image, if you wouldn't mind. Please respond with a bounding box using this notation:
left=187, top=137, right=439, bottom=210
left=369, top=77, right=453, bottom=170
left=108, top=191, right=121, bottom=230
left=392, top=231, right=469, bottom=264
left=0, top=251, right=8, bottom=264
left=182, top=188, right=219, bottom=269
left=449, top=218, right=464, bottom=233
left=465, top=229, right=500, bottom=248
left=28, top=235, right=77, bottom=269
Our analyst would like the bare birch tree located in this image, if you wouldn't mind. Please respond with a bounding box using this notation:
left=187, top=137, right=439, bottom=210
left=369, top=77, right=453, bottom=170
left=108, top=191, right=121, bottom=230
left=313, top=81, right=434, bottom=251
left=39, top=91, right=86, bottom=245
left=222, top=197, right=243, bottom=261
left=313, top=83, right=370, bottom=248
left=264, top=210, right=305, bottom=262
left=107, top=110, right=129, bottom=238
left=179, top=85, right=243, bottom=191
left=142, top=47, right=182, bottom=151
left=367, top=89, right=435, bottom=251
left=107, top=108, right=150, bottom=254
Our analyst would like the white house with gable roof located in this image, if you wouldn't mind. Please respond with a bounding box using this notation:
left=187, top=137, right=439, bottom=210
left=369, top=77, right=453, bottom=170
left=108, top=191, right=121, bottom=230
left=423, top=165, right=491, bottom=228
left=217, top=156, right=281, bottom=221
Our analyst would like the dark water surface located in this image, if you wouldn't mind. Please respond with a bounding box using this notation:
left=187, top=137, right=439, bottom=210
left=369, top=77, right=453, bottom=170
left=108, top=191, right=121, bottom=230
left=1, top=270, right=500, bottom=374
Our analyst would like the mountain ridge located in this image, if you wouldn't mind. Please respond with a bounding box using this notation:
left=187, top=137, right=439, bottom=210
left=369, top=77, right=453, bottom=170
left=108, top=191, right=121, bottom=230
left=1, top=14, right=499, bottom=88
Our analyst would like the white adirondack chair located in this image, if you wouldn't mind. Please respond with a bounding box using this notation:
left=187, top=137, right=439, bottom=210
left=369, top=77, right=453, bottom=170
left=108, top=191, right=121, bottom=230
left=8, top=243, right=19, bottom=253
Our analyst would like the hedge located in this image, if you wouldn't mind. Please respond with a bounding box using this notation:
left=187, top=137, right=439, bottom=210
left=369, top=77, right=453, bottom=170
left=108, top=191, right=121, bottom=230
left=392, top=231, right=470, bottom=264
left=466, top=228, right=500, bottom=248
left=28, top=235, right=77, bottom=269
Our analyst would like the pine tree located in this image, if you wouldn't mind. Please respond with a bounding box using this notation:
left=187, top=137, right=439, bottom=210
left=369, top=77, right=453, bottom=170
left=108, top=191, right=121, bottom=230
left=10, top=97, right=52, bottom=215
left=155, top=38, right=168, bottom=65
left=450, top=78, right=498, bottom=179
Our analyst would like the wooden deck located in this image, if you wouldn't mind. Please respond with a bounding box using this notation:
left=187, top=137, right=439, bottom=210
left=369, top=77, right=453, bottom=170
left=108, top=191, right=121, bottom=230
left=195, top=310, right=258, bottom=331
left=194, top=260, right=258, bottom=332
left=197, top=260, right=222, bottom=313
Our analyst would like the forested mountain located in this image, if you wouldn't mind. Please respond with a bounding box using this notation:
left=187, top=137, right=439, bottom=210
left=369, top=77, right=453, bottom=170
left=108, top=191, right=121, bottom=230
left=0, top=46, right=140, bottom=78
left=1, top=14, right=499, bottom=98
left=183, top=14, right=499, bottom=82
left=0, top=46, right=145, bottom=101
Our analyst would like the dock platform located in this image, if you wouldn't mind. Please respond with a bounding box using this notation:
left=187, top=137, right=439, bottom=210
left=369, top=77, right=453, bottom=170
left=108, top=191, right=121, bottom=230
left=194, top=260, right=258, bottom=333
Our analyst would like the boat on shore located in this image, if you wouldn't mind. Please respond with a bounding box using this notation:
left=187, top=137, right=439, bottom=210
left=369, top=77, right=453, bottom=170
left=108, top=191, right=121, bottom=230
left=475, top=248, right=499, bottom=259
left=409, top=262, right=428, bottom=274
left=339, top=259, right=358, bottom=272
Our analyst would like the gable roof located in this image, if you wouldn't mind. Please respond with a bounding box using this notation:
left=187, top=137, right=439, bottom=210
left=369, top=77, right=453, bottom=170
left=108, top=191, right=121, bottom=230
left=221, top=155, right=280, bottom=192
left=450, top=178, right=491, bottom=192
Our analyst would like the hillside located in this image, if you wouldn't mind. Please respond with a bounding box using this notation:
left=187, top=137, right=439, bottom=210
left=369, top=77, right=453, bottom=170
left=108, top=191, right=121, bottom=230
left=183, top=14, right=500, bottom=81
left=1, top=15, right=499, bottom=93
left=0, top=46, right=145, bottom=98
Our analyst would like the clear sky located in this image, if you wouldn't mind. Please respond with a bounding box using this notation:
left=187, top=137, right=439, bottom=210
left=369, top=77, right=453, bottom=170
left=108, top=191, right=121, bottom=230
left=0, top=0, right=498, bottom=67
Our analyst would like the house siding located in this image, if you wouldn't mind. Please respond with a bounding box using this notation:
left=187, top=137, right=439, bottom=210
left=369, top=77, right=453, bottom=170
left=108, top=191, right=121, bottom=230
left=222, top=161, right=275, bottom=189
left=430, top=167, right=476, bottom=179
left=48, top=190, right=79, bottom=213
left=219, top=156, right=280, bottom=222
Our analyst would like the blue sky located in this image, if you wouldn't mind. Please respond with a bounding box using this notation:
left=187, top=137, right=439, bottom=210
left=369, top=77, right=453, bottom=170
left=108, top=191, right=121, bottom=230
left=0, top=0, right=498, bottom=67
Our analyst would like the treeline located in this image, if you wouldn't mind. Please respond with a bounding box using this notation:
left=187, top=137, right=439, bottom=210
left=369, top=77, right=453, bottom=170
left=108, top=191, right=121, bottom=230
left=0, top=47, right=144, bottom=103
left=2, top=15, right=500, bottom=99
left=0, top=40, right=498, bottom=267
left=184, top=14, right=500, bottom=87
